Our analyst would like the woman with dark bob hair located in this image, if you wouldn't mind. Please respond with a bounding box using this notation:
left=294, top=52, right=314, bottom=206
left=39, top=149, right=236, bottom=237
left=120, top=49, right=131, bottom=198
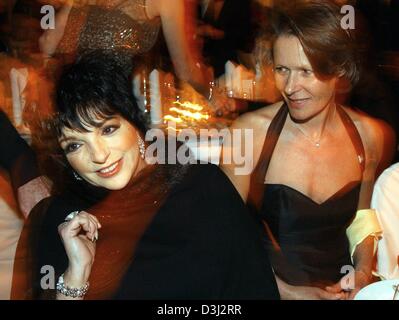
left=221, top=0, right=396, bottom=299
left=11, top=51, right=279, bottom=300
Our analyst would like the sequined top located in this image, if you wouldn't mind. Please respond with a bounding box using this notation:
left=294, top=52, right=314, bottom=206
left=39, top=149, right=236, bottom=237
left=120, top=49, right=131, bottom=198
left=56, top=0, right=161, bottom=69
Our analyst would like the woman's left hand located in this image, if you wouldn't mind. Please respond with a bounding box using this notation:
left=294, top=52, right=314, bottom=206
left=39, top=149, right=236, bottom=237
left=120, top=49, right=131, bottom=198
left=325, top=270, right=372, bottom=300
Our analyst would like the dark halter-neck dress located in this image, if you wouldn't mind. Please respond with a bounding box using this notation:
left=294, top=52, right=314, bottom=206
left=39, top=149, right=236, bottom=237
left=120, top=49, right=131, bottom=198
left=249, top=103, right=366, bottom=288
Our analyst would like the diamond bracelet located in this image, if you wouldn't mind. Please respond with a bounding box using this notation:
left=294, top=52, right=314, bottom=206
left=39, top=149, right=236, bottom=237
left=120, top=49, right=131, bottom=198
left=56, top=273, right=89, bottom=298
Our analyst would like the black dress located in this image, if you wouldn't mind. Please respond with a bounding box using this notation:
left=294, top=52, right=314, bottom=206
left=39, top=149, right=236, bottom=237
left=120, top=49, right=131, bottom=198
left=248, top=104, right=366, bottom=288
left=12, top=164, right=279, bottom=300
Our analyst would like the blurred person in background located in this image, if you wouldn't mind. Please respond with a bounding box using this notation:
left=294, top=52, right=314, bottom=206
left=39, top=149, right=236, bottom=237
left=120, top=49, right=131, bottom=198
left=38, top=0, right=236, bottom=115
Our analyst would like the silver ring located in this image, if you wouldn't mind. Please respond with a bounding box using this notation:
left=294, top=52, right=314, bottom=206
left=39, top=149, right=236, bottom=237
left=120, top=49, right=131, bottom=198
left=65, top=211, right=80, bottom=222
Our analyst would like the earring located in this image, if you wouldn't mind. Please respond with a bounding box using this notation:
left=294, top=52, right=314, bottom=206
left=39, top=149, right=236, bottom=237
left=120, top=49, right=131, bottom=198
left=73, top=171, right=82, bottom=181
left=137, top=132, right=145, bottom=160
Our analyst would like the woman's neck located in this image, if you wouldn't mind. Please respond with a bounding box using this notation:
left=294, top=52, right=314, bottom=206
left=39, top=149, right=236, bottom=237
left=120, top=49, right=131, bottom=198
left=289, top=101, right=338, bottom=145
left=293, top=100, right=337, bottom=132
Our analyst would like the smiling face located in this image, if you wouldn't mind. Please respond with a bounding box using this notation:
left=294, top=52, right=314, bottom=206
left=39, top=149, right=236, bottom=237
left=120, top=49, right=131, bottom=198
left=59, top=114, right=145, bottom=190
left=273, top=35, right=339, bottom=121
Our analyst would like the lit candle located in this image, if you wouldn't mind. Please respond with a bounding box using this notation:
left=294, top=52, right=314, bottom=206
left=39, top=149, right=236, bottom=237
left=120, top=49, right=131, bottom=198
left=149, top=69, right=163, bottom=124
left=225, top=61, right=235, bottom=97
left=133, top=73, right=145, bottom=112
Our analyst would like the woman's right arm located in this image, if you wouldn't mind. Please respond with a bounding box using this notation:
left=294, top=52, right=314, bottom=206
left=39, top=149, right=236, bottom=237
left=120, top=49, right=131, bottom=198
left=149, top=0, right=209, bottom=95
left=56, top=211, right=101, bottom=300
left=148, top=0, right=239, bottom=116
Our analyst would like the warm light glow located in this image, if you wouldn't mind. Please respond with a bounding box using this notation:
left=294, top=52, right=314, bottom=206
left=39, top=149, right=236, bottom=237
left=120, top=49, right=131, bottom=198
left=169, top=107, right=209, bottom=121
left=163, top=101, right=210, bottom=126
left=173, top=101, right=204, bottom=111
left=164, top=115, right=183, bottom=123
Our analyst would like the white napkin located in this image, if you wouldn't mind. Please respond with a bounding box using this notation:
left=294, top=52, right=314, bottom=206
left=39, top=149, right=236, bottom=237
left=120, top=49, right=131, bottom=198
left=9, top=68, right=28, bottom=127
left=372, top=163, right=399, bottom=280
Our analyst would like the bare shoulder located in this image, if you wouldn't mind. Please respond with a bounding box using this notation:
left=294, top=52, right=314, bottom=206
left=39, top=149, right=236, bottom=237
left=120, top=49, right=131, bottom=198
left=342, top=106, right=396, bottom=169
left=343, top=107, right=394, bottom=147
left=220, top=102, right=285, bottom=201
left=230, top=101, right=284, bottom=132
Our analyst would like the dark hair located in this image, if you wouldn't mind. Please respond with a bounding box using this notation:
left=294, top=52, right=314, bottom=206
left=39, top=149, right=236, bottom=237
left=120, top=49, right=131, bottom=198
left=40, top=50, right=147, bottom=193
left=270, top=0, right=361, bottom=89
left=54, top=50, right=147, bottom=137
